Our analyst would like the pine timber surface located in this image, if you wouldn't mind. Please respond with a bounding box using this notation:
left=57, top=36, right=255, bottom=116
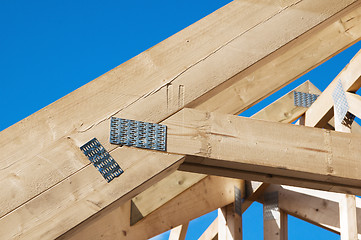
left=305, top=49, right=361, bottom=128
left=174, top=108, right=361, bottom=195
left=58, top=176, right=242, bottom=240
left=2, top=0, right=361, bottom=239
left=263, top=185, right=361, bottom=237
left=130, top=80, right=320, bottom=224
left=198, top=217, right=218, bottom=240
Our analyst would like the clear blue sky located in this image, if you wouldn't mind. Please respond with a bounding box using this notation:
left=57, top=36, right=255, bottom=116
left=1, top=1, right=360, bottom=239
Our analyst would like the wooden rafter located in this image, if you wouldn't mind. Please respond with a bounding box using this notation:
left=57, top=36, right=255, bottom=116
left=2, top=0, right=361, bottom=239
left=58, top=176, right=243, bottom=240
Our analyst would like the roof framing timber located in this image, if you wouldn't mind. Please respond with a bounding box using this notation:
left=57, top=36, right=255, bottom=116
left=2, top=0, right=361, bottom=239
left=170, top=108, right=361, bottom=195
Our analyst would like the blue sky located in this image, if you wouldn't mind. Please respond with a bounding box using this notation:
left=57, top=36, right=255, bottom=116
left=1, top=0, right=360, bottom=239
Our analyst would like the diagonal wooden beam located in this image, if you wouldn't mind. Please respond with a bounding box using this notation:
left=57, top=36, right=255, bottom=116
left=198, top=217, right=218, bottom=240
left=305, top=49, right=361, bottom=128
left=58, top=176, right=243, bottom=240
left=169, top=223, right=188, bottom=240
left=3, top=0, right=361, bottom=238
left=174, top=108, right=361, bottom=195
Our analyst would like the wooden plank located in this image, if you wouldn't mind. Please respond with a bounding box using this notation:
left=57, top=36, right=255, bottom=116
left=58, top=176, right=243, bottom=240
left=264, top=185, right=361, bottom=238
left=252, top=80, right=321, bottom=123
left=198, top=217, right=218, bottom=240
left=1, top=0, right=322, bottom=219
left=130, top=171, right=206, bottom=225
left=339, top=195, right=358, bottom=240
left=3, top=0, right=361, bottom=238
left=346, top=92, right=361, bottom=120
left=305, top=49, right=361, bottom=128
left=218, top=204, right=242, bottom=240
left=225, top=204, right=242, bottom=240
left=0, top=149, right=185, bottom=240
left=192, top=2, right=361, bottom=115
left=169, top=223, right=188, bottom=240
left=131, top=81, right=317, bottom=224
left=333, top=106, right=358, bottom=240
left=263, top=192, right=288, bottom=240
left=171, top=108, right=361, bottom=194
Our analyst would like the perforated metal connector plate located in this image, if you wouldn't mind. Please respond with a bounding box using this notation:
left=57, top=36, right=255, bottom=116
left=234, top=186, right=242, bottom=216
left=80, top=138, right=123, bottom=182
left=332, top=80, right=349, bottom=124
left=264, top=192, right=279, bottom=220
left=110, top=117, right=167, bottom=151
left=294, top=91, right=319, bottom=108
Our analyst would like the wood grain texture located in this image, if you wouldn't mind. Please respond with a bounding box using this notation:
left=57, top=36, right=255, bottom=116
left=0, top=0, right=311, bottom=219
left=266, top=185, right=361, bottom=238
left=130, top=81, right=318, bottom=225
left=172, top=108, right=361, bottom=194
left=305, top=49, right=361, bottom=128
left=198, top=217, right=218, bottom=240
left=2, top=0, right=361, bottom=238
left=0, top=149, right=184, bottom=239
left=58, top=176, right=243, bottom=240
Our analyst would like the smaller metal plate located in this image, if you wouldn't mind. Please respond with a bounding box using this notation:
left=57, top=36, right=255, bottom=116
left=110, top=117, right=167, bottom=151
left=234, top=186, right=242, bottom=216
left=264, top=192, right=279, bottom=221
left=332, top=80, right=349, bottom=124
left=80, top=138, right=123, bottom=183
left=294, top=91, right=319, bottom=108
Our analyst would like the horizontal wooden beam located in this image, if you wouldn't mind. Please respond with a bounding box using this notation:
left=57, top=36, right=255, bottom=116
left=3, top=0, right=361, bottom=238
left=130, top=80, right=319, bottom=224
left=168, top=108, right=361, bottom=195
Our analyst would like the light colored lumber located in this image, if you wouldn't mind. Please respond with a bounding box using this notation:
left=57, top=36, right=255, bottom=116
left=192, top=2, right=361, bottom=115
left=339, top=195, right=358, bottom=240
left=3, top=0, right=361, bottom=238
left=333, top=105, right=358, bottom=240
left=218, top=208, right=227, bottom=240
left=172, top=108, right=361, bottom=195
left=263, top=192, right=287, bottom=240
left=169, top=223, right=188, bottom=240
left=264, top=185, right=361, bottom=238
left=130, top=171, right=206, bottom=225
left=252, top=81, right=321, bottom=123
left=225, top=204, right=242, bottom=240
left=346, top=92, right=361, bottom=120
left=305, top=49, right=361, bottom=128
left=131, top=81, right=317, bottom=224
left=2, top=0, right=333, bottom=220
left=218, top=205, right=242, bottom=240
left=0, top=148, right=184, bottom=240
left=58, top=176, right=243, bottom=240
left=198, top=217, right=218, bottom=240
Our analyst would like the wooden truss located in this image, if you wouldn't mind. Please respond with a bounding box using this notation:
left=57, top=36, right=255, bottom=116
left=2, top=0, right=361, bottom=239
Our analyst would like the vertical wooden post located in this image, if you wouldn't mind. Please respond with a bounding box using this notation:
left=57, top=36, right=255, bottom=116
left=218, top=203, right=242, bottom=240
left=263, top=192, right=287, bottom=240
left=169, top=223, right=189, bottom=240
left=339, top=194, right=358, bottom=240
left=333, top=105, right=358, bottom=239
